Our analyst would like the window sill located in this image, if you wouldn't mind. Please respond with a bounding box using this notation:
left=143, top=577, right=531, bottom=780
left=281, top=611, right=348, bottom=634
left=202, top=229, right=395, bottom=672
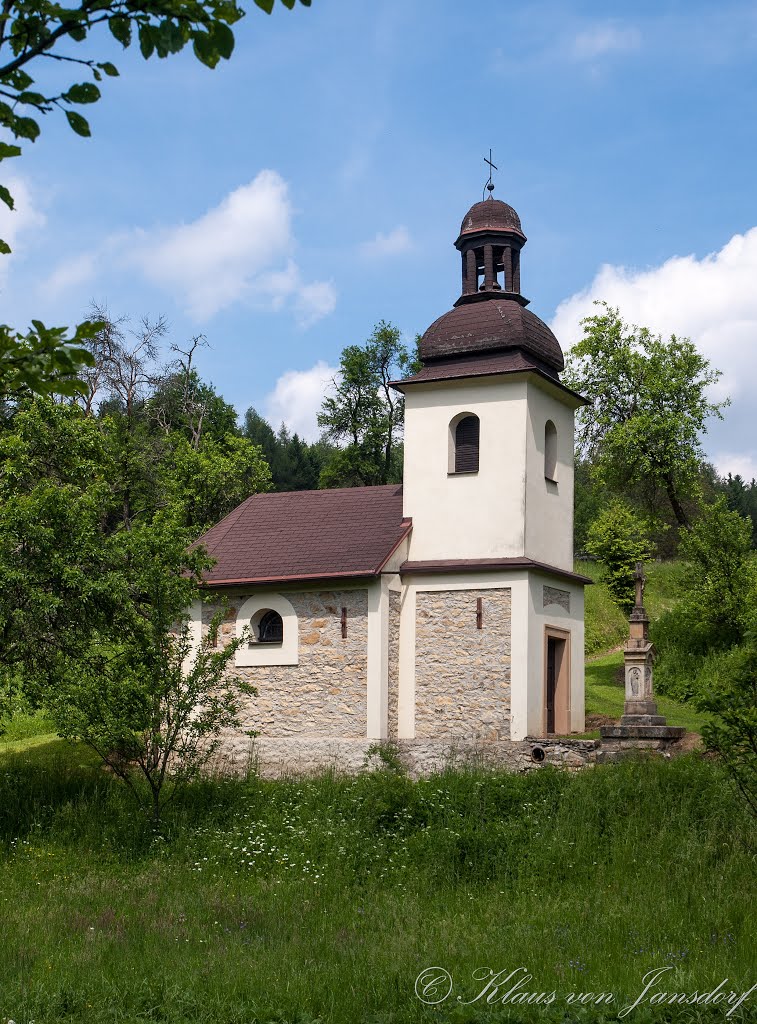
left=448, top=470, right=479, bottom=477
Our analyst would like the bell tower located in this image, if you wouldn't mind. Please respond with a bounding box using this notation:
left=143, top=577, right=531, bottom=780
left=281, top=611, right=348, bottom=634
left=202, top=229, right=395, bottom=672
left=456, top=195, right=528, bottom=303
left=389, top=169, right=588, bottom=742
left=393, top=185, right=584, bottom=572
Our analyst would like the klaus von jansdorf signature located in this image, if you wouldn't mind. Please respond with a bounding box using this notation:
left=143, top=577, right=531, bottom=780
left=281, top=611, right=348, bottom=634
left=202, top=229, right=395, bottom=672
left=414, top=965, right=756, bottom=1017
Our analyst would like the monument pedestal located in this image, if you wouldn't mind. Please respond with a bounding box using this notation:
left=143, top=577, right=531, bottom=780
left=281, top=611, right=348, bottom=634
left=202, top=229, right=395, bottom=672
left=599, top=563, right=686, bottom=759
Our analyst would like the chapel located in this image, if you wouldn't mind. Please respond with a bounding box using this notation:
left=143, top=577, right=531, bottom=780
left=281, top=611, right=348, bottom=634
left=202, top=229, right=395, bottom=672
left=191, top=190, right=589, bottom=774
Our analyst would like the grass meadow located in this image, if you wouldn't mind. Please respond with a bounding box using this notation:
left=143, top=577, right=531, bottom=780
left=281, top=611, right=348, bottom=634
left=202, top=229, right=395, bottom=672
left=1, top=560, right=754, bottom=1024
left=0, top=735, right=755, bottom=1024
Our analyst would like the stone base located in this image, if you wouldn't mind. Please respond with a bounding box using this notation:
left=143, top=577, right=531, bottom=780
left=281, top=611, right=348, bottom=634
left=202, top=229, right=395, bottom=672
left=213, top=735, right=600, bottom=779
left=599, top=723, right=686, bottom=761
left=620, top=714, right=667, bottom=726
left=623, top=700, right=660, bottom=718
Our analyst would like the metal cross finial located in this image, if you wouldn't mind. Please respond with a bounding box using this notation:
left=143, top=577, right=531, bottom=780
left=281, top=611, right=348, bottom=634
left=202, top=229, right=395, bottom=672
left=483, top=148, right=497, bottom=200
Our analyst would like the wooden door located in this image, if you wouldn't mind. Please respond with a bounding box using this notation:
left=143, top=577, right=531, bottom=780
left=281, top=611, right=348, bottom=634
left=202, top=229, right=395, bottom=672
left=544, top=628, right=570, bottom=735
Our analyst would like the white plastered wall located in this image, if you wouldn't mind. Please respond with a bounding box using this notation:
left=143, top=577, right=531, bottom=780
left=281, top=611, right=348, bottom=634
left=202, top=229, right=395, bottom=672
left=402, top=377, right=529, bottom=561
left=524, top=574, right=585, bottom=736
left=182, top=598, right=203, bottom=673
left=367, top=576, right=390, bottom=739
left=523, top=378, right=577, bottom=572
left=235, top=592, right=299, bottom=667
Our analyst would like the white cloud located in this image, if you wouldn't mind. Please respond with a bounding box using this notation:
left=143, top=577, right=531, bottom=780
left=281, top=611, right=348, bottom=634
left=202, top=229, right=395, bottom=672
left=0, top=176, right=45, bottom=288
left=131, top=171, right=292, bottom=319
left=713, top=452, right=757, bottom=483
left=250, top=259, right=337, bottom=328
left=359, top=225, right=413, bottom=258
left=46, top=252, right=97, bottom=296
left=571, top=24, right=642, bottom=60
left=295, top=280, right=338, bottom=327
left=42, top=170, right=335, bottom=326
left=552, top=226, right=757, bottom=471
left=263, top=361, right=338, bottom=443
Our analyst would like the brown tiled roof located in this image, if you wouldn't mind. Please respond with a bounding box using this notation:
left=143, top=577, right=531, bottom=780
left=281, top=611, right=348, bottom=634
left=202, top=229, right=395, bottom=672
left=395, top=350, right=555, bottom=384
left=457, top=199, right=525, bottom=241
left=401, top=558, right=592, bottom=586
left=391, top=350, right=588, bottom=405
left=418, top=298, right=564, bottom=371
left=196, top=484, right=411, bottom=586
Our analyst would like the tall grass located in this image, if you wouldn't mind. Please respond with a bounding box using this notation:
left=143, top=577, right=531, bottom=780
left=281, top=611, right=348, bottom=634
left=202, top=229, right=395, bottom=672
left=0, top=744, right=754, bottom=1024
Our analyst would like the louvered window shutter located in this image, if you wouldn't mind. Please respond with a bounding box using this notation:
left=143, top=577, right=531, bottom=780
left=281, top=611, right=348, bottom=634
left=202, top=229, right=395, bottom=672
left=455, top=416, right=480, bottom=473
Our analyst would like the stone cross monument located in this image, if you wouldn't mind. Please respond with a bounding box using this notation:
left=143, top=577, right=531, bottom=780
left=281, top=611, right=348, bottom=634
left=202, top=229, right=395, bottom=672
left=621, top=562, right=664, bottom=725
left=600, top=562, right=685, bottom=755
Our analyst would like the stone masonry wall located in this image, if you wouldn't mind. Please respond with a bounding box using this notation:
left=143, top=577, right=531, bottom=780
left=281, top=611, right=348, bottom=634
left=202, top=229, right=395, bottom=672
left=415, top=588, right=511, bottom=741
left=387, top=590, right=401, bottom=740
left=215, top=736, right=598, bottom=779
left=204, top=589, right=369, bottom=753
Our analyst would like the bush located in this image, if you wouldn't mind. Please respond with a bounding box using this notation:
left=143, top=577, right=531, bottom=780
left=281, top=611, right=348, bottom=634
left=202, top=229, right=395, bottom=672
left=585, top=498, right=653, bottom=611
left=698, top=635, right=757, bottom=817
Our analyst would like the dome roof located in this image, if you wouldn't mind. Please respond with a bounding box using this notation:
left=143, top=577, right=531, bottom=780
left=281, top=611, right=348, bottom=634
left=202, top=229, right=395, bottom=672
left=458, top=198, right=524, bottom=241
left=418, top=298, right=564, bottom=373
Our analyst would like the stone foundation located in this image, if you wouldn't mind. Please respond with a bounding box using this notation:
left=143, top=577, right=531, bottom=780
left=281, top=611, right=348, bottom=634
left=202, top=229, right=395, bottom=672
left=215, top=735, right=599, bottom=779
left=598, top=723, right=686, bottom=763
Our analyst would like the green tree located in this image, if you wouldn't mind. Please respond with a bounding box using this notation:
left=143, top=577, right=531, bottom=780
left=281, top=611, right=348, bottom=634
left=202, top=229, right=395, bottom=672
left=0, top=0, right=311, bottom=399
left=0, top=319, right=97, bottom=414
left=318, top=321, right=417, bottom=488
left=673, top=496, right=754, bottom=650
left=717, top=472, right=757, bottom=548
left=564, top=303, right=727, bottom=529
left=165, top=432, right=271, bottom=533
left=584, top=497, right=654, bottom=611
left=0, top=400, right=120, bottom=683
left=654, top=497, right=756, bottom=701
left=698, top=635, right=757, bottom=818
left=47, top=517, right=254, bottom=825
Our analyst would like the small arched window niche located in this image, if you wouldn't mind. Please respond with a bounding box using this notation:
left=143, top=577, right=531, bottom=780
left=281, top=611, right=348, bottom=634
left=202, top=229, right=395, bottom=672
left=544, top=420, right=558, bottom=482
left=236, top=593, right=298, bottom=667
left=449, top=412, right=480, bottom=475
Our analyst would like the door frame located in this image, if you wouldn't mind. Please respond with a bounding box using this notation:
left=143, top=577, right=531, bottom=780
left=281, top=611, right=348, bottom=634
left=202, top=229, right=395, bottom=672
left=543, top=625, right=571, bottom=735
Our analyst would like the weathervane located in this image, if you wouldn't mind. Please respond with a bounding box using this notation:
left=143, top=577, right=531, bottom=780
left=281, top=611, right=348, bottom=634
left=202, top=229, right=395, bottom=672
left=483, top=148, right=497, bottom=200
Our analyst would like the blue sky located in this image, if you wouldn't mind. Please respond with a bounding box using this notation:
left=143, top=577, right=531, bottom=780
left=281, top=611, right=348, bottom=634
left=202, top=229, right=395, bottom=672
left=2, top=0, right=757, bottom=475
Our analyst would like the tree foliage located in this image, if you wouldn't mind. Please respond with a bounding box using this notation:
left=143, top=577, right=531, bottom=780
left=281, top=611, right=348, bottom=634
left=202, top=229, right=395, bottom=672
left=0, top=318, right=97, bottom=413
left=564, top=303, right=727, bottom=529
left=0, top=400, right=119, bottom=680
left=716, top=471, right=757, bottom=548
left=584, top=497, right=654, bottom=611
left=698, top=635, right=757, bottom=819
left=0, top=0, right=310, bottom=401
left=317, top=321, right=418, bottom=488
left=243, top=408, right=331, bottom=491
left=0, top=312, right=271, bottom=683
left=0, top=389, right=264, bottom=817
left=47, top=519, right=254, bottom=824
left=654, top=497, right=756, bottom=700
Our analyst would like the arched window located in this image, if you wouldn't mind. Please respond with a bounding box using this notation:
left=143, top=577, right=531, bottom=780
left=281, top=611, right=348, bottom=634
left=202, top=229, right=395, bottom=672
left=448, top=413, right=480, bottom=474
left=544, top=420, right=557, bottom=481
left=256, top=609, right=283, bottom=644
left=236, top=594, right=298, bottom=667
